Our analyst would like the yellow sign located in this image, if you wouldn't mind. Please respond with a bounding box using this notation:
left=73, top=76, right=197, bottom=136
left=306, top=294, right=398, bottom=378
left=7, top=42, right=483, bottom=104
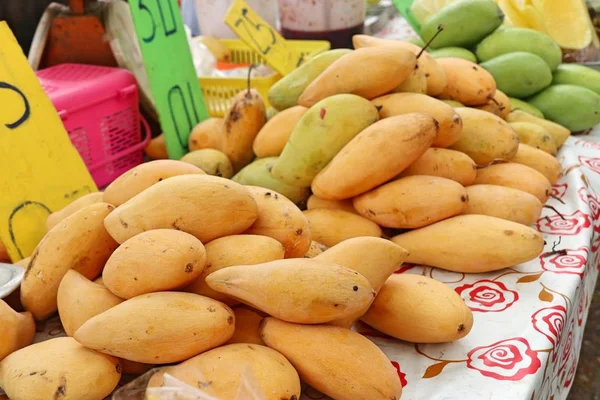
left=225, top=0, right=301, bottom=75
left=0, top=22, right=97, bottom=261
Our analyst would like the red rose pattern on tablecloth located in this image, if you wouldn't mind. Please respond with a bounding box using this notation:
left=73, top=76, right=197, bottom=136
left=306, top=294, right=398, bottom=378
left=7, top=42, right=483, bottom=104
left=531, top=306, right=566, bottom=348
left=537, top=210, right=591, bottom=235
left=558, top=327, right=573, bottom=374
left=391, top=361, right=408, bottom=388
left=563, top=357, right=577, bottom=388
left=578, top=187, right=600, bottom=219
left=539, top=247, right=589, bottom=277
left=551, top=183, right=568, bottom=199
left=578, top=290, right=586, bottom=327
left=466, top=337, right=541, bottom=380
left=574, top=139, right=600, bottom=151
left=579, top=156, right=600, bottom=174
left=455, top=280, right=519, bottom=312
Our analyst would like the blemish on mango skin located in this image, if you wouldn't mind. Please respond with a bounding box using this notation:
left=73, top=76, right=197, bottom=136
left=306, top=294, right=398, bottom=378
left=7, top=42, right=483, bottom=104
left=320, top=108, right=327, bottom=119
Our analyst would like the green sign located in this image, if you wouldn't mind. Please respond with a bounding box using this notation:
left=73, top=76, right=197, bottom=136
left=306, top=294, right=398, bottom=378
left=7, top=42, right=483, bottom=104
left=391, top=0, right=422, bottom=34
left=128, top=0, right=209, bottom=159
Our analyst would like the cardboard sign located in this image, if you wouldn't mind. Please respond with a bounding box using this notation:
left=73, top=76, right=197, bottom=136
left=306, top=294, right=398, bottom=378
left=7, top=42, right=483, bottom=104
left=391, top=0, right=422, bottom=34
left=0, top=22, right=97, bottom=261
left=128, top=0, right=210, bottom=159
left=225, top=0, right=301, bottom=75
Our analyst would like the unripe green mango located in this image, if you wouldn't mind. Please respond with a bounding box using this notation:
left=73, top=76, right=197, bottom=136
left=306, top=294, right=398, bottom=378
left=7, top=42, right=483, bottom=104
left=272, top=94, right=379, bottom=187
left=475, top=27, right=562, bottom=71
left=480, top=52, right=552, bottom=98
left=407, top=37, right=426, bottom=47
left=429, top=47, right=477, bottom=63
left=421, top=0, right=504, bottom=49
left=528, top=84, right=600, bottom=132
left=266, top=107, right=279, bottom=120
left=268, top=49, right=352, bottom=111
left=552, top=64, right=600, bottom=96
left=508, top=98, right=544, bottom=119
left=231, top=157, right=310, bottom=205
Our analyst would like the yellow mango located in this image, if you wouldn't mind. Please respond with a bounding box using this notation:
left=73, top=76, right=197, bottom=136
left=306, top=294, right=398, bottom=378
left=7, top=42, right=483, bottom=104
left=449, top=107, right=520, bottom=164
left=438, top=58, right=497, bottom=105
left=189, top=117, right=224, bottom=151
left=0, top=300, right=35, bottom=361
left=362, top=274, right=473, bottom=343
left=393, top=66, right=428, bottom=94
left=303, top=241, right=329, bottom=258
left=392, top=215, right=544, bottom=273
left=298, top=47, right=417, bottom=107
left=463, top=184, right=543, bottom=226
left=507, top=110, right=570, bottom=147
left=253, top=105, right=307, bottom=158
left=185, top=234, right=285, bottom=305
left=74, top=292, right=235, bottom=364
left=475, top=89, right=511, bottom=119
left=474, top=162, right=552, bottom=202
left=307, top=195, right=356, bottom=214
left=57, top=270, right=123, bottom=337
left=509, top=122, right=557, bottom=155
left=312, top=113, right=438, bottom=200
left=228, top=307, right=266, bottom=345
left=261, top=318, right=402, bottom=400
left=372, top=93, right=462, bottom=148
left=354, top=176, right=468, bottom=229
left=21, top=203, right=118, bottom=320
left=180, top=149, right=234, bottom=178
left=103, top=160, right=205, bottom=207
left=400, top=148, right=477, bottom=186
left=144, top=133, right=168, bottom=160
left=511, top=144, right=562, bottom=184
left=104, top=175, right=258, bottom=244
left=303, top=209, right=382, bottom=247
left=206, top=258, right=375, bottom=324
left=45, top=192, right=104, bottom=231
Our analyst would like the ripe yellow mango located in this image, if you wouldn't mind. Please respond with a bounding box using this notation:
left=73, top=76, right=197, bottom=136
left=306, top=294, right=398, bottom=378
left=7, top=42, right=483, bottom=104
left=354, top=176, right=468, bottom=229
left=438, top=58, right=497, bottom=106
left=400, top=148, right=477, bottom=186
left=253, top=106, right=307, bottom=158
left=507, top=110, right=570, bottom=148
left=463, top=184, right=543, bottom=226
left=474, top=162, right=552, bottom=202
left=0, top=300, right=34, bottom=361
left=509, top=122, right=557, bottom=155
left=511, top=144, right=562, bottom=184
left=261, top=318, right=402, bottom=400
left=372, top=93, right=462, bottom=148
left=392, top=215, right=544, bottom=273
left=144, top=133, right=168, bottom=160
left=180, top=149, right=234, bottom=178
left=449, top=107, right=520, bottom=164
left=206, top=258, right=375, bottom=324
left=392, top=66, right=428, bottom=94
left=476, top=89, right=511, bottom=119
left=303, top=209, right=382, bottom=247
left=362, top=274, right=473, bottom=343
left=45, top=192, right=103, bottom=231
left=304, top=241, right=329, bottom=258
left=307, top=195, right=356, bottom=214
left=299, top=47, right=417, bottom=107
left=228, top=307, right=266, bottom=345
left=312, top=113, right=438, bottom=200
left=189, top=118, right=224, bottom=151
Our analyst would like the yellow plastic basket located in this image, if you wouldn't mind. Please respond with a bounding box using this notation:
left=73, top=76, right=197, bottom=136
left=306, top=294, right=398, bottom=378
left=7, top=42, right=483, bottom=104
left=198, top=39, right=330, bottom=117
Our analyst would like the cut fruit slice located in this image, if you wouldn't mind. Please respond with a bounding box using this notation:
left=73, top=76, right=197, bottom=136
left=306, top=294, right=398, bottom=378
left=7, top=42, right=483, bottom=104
left=498, top=0, right=531, bottom=28
left=542, top=0, right=592, bottom=49
left=409, top=0, right=458, bottom=24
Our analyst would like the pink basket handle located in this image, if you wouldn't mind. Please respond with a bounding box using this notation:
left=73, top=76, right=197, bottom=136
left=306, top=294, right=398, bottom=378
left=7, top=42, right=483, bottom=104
left=87, top=115, right=152, bottom=172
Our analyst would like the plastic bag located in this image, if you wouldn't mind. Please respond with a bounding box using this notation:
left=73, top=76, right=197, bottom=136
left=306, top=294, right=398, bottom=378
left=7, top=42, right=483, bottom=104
left=184, top=25, right=217, bottom=77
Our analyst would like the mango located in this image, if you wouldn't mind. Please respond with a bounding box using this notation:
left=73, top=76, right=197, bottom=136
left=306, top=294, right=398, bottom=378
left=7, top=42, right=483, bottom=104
left=400, top=148, right=477, bottom=186
left=260, top=318, right=402, bottom=400
left=252, top=105, right=307, bottom=158
left=528, top=84, right=600, bottom=132
left=449, top=107, right=519, bottom=164
left=189, top=117, right=224, bottom=151
left=266, top=107, right=278, bottom=120
left=392, top=66, right=427, bottom=94
left=442, top=99, right=464, bottom=107
left=303, top=209, right=382, bottom=247
left=476, top=89, right=511, bottom=119
left=304, top=241, right=329, bottom=258
left=509, top=98, right=544, bottom=118
left=0, top=300, right=35, bottom=361
left=438, top=58, right=496, bottom=105
left=463, top=184, right=543, bottom=226
left=272, top=94, right=379, bottom=187
left=228, top=307, right=266, bottom=345
left=232, top=157, right=311, bottom=205
left=407, top=36, right=426, bottom=46
left=509, top=122, right=557, bottom=155
left=392, top=214, right=544, bottom=273
left=268, top=49, right=352, bottom=111
left=45, top=192, right=103, bottom=231
left=312, top=113, right=438, bottom=199
left=361, top=274, right=473, bottom=343
left=298, top=47, right=416, bottom=107
left=180, top=149, right=233, bottom=178
left=307, top=195, right=356, bottom=214
left=430, top=47, right=477, bottom=63
left=421, top=0, right=504, bottom=48
left=507, top=109, right=570, bottom=147
left=474, top=162, right=552, bottom=203
left=552, top=63, right=600, bottom=95
left=205, top=258, right=374, bottom=324
left=144, top=133, right=168, bottom=160
left=475, top=27, right=562, bottom=71
left=511, top=144, right=562, bottom=184
left=481, top=52, right=552, bottom=98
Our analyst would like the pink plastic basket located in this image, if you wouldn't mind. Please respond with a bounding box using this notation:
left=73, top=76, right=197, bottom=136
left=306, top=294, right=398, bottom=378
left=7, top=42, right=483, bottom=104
left=37, top=63, right=150, bottom=188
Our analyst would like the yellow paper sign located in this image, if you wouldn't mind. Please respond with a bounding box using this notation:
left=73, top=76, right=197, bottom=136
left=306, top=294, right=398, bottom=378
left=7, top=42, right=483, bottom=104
left=225, top=0, right=301, bottom=75
left=0, top=22, right=97, bottom=261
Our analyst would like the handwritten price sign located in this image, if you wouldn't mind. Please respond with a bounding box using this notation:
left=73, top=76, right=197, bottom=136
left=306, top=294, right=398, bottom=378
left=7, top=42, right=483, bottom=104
left=0, top=22, right=97, bottom=261
left=128, top=0, right=210, bottom=159
left=225, top=0, right=302, bottom=75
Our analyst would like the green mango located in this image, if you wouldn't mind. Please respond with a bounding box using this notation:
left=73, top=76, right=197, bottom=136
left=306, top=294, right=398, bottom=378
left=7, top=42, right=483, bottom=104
left=407, top=37, right=426, bottom=47
left=268, top=49, right=352, bottom=111
left=441, top=99, right=465, bottom=108
left=475, top=27, right=562, bottom=71
left=552, top=64, right=600, bottom=95
left=528, top=84, right=600, bottom=132
left=421, top=0, right=504, bottom=49
left=480, top=52, right=552, bottom=98
left=266, top=107, right=279, bottom=120
left=272, top=94, right=379, bottom=187
left=508, top=98, right=544, bottom=119
left=429, top=47, right=477, bottom=63
left=231, top=157, right=310, bottom=205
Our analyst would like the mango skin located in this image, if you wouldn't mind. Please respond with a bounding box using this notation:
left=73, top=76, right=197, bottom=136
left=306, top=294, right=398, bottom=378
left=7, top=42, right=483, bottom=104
left=268, top=49, right=352, bottom=111
left=475, top=27, right=562, bottom=71
left=509, top=97, right=544, bottom=119
left=507, top=110, right=570, bottom=147
left=430, top=47, right=477, bottom=63
left=528, top=84, right=600, bottom=132
left=437, top=58, right=496, bottom=106
left=552, top=64, right=600, bottom=95
left=481, top=52, right=552, bottom=98
left=421, top=0, right=504, bottom=48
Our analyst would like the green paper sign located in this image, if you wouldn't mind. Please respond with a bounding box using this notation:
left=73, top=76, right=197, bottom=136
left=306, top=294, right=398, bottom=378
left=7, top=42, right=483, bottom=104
left=128, top=0, right=209, bottom=159
left=391, top=0, right=422, bottom=34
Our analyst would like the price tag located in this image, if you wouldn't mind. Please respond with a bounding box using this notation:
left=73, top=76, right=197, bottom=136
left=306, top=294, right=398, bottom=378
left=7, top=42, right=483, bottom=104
left=128, top=0, right=210, bottom=159
left=0, top=22, right=97, bottom=261
left=391, top=0, right=422, bottom=34
left=225, top=0, right=301, bottom=75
